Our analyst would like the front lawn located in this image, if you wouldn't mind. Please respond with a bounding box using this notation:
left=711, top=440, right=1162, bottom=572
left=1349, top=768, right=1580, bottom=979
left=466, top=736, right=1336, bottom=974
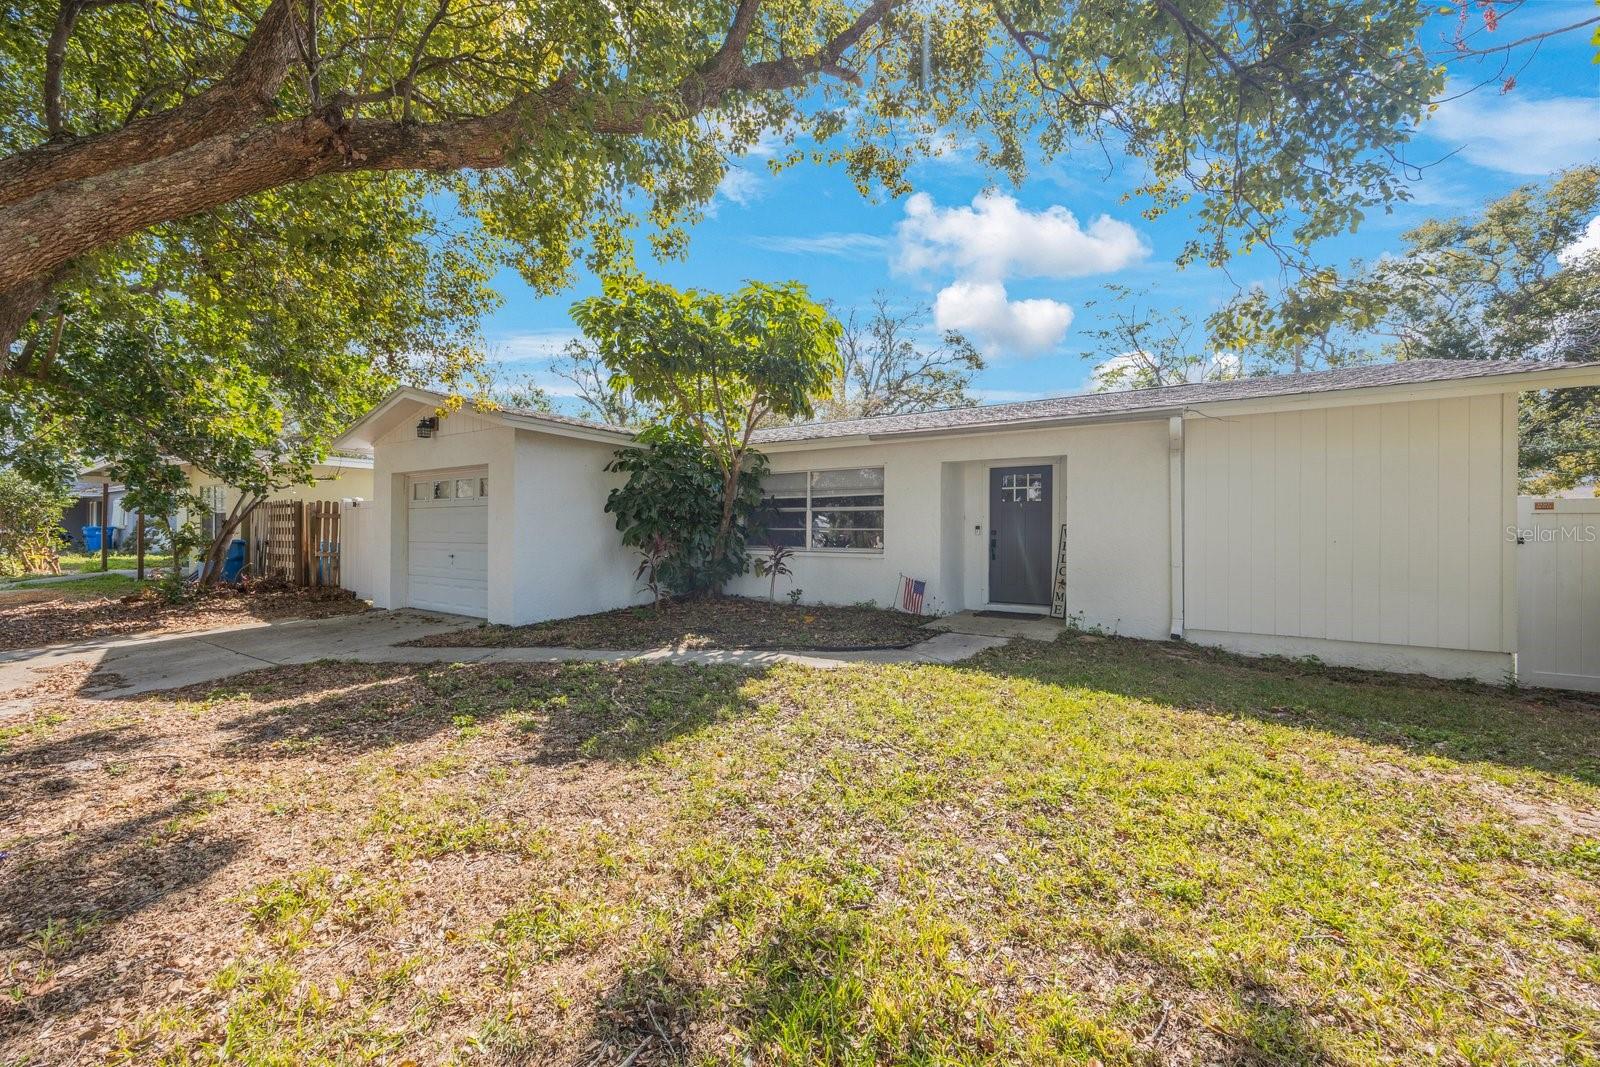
left=408, top=594, right=933, bottom=651
left=2, top=637, right=1598, bottom=1064
left=0, top=582, right=367, bottom=652
left=54, top=551, right=174, bottom=575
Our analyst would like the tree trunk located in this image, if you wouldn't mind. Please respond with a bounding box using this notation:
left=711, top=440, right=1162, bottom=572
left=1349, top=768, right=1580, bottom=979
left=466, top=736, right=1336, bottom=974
left=198, top=494, right=262, bottom=586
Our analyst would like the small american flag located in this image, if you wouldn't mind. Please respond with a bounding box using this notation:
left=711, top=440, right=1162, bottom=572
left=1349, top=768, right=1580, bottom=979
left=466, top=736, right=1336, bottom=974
left=898, top=574, right=927, bottom=615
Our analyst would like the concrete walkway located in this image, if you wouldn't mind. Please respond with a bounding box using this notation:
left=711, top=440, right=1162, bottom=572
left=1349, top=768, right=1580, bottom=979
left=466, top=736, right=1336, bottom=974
left=0, top=608, right=1013, bottom=706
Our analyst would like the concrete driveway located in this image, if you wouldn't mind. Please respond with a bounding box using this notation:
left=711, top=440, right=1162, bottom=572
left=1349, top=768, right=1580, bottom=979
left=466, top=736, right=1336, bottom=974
left=0, top=608, right=1010, bottom=707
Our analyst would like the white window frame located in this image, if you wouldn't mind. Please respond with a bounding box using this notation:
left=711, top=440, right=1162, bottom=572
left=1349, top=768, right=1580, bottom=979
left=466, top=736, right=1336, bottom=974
left=198, top=484, right=228, bottom=542
left=759, top=467, right=885, bottom=554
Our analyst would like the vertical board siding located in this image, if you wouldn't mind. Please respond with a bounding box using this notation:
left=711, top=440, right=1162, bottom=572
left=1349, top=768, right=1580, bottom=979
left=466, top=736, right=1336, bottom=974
left=1184, top=394, right=1510, bottom=653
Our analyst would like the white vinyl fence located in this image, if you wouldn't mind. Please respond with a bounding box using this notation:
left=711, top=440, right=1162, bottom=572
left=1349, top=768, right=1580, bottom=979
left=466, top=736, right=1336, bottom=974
left=1517, top=496, right=1600, bottom=693
left=339, top=498, right=378, bottom=601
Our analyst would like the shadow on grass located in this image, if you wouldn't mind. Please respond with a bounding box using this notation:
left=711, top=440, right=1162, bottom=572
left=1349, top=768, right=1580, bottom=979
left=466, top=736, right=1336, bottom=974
left=188, top=659, right=761, bottom=765
left=979, top=632, right=1600, bottom=787
left=0, top=798, right=243, bottom=1038
left=563, top=904, right=1331, bottom=1066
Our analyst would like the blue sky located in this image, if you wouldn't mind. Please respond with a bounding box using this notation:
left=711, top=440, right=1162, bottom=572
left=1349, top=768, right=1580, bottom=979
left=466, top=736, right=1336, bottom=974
left=479, top=1, right=1600, bottom=414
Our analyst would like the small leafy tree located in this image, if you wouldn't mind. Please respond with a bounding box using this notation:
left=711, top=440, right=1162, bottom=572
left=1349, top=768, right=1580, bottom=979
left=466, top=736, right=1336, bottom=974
left=575, top=277, right=841, bottom=577
left=0, top=468, right=72, bottom=577
left=604, top=425, right=768, bottom=597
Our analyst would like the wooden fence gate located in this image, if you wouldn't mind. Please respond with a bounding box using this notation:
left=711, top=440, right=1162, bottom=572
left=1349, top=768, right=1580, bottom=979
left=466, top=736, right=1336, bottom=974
left=249, top=500, right=343, bottom=587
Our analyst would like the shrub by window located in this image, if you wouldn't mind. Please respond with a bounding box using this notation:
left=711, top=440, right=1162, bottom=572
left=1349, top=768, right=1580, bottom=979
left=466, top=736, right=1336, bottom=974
left=759, top=468, right=884, bottom=551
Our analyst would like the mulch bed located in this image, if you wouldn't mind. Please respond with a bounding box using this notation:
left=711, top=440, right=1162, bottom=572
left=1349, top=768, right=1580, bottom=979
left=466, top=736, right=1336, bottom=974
left=405, top=595, right=934, bottom=651
left=0, top=580, right=367, bottom=653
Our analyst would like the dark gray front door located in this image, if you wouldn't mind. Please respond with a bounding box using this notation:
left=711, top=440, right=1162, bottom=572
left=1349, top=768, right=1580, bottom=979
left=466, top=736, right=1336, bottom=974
left=989, top=465, right=1053, bottom=606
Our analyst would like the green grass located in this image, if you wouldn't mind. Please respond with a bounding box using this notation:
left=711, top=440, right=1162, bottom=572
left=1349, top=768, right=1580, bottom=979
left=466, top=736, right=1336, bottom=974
left=12, top=638, right=1599, bottom=1065
left=5, top=573, right=154, bottom=596
left=54, top=550, right=173, bottom=574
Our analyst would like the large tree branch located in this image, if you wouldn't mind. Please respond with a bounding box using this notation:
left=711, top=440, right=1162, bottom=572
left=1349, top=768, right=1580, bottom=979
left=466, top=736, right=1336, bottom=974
left=0, top=0, right=307, bottom=208
left=0, top=0, right=902, bottom=354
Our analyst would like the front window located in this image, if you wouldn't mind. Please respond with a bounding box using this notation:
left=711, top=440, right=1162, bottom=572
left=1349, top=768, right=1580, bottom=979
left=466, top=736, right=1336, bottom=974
left=758, top=467, right=884, bottom=551
left=199, top=485, right=227, bottom=541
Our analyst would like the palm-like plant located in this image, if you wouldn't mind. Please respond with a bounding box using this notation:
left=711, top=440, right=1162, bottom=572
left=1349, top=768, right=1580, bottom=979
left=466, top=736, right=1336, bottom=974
left=635, top=533, right=674, bottom=611
left=753, top=542, right=796, bottom=602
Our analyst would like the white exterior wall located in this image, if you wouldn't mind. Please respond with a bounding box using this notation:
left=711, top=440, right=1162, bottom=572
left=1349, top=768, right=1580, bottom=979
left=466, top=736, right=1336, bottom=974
left=1182, top=393, right=1518, bottom=682
left=505, top=430, right=644, bottom=624
left=367, top=406, right=640, bottom=623
left=729, top=419, right=1174, bottom=639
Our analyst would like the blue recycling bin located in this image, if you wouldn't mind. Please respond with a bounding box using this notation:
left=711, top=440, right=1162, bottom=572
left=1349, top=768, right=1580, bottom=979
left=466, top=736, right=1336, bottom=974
left=85, top=525, right=123, bottom=552
left=222, top=539, right=248, bottom=584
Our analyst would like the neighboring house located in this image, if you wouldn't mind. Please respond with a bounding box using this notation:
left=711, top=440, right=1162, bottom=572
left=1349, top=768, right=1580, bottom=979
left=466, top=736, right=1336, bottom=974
left=60, top=481, right=133, bottom=549
left=75, top=456, right=375, bottom=556
left=174, top=456, right=375, bottom=542
left=335, top=360, right=1600, bottom=685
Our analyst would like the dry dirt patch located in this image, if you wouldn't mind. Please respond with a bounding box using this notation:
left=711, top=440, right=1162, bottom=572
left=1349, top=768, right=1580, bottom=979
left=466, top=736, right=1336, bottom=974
left=405, top=595, right=932, bottom=652
left=0, top=582, right=367, bottom=653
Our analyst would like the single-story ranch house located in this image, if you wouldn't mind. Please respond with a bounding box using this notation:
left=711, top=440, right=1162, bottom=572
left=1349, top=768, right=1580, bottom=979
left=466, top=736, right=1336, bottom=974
left=335, top=359, right=1600, bottom=685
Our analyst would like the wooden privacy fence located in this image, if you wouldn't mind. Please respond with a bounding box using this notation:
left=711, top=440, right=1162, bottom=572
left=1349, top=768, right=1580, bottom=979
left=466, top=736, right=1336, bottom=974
left=247, top=500, right=343, bottom=587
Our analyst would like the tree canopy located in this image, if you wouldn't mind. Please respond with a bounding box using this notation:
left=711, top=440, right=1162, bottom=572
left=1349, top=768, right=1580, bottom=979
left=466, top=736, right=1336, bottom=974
left=0, top=0, right=1461, bottom=365
left=1208, top=167, right=1600, bottom=491
left=574, top=275, right=840, bottom=580
left=824, top=295, right=983, bottom=418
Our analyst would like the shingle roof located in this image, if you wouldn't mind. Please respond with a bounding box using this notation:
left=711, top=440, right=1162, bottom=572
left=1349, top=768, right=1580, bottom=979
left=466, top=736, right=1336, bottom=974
left=750, top=359, right=1598, bottom=444
left=494, top=404, right=631, bottom=436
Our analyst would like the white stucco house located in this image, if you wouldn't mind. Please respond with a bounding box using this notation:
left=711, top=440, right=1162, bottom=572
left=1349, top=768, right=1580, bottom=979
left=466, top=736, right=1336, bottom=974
left=335, top=359, right=1600, bottom=685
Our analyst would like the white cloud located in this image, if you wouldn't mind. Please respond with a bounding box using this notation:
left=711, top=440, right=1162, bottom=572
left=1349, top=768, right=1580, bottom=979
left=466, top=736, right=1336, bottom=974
left=749, top=232, right=889, bottom=258
left=1426, top=89, right=1600, bottom=176
left=716, top=167, right=764, bottom=208
left=933, top=281, right=1073, bottom=356
left=488, top=331, right=579, bottom=366
left=896, top=191, right=1148, bottom=280
left=1560, top=215, right=1600, bottom=266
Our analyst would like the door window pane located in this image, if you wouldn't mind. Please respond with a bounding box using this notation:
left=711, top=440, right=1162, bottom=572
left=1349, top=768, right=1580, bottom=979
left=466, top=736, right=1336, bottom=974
left=433, top=480, right=452, bottom=499
left=456, top=478, right=476, bottom=499
left=479, top=477, right=489, bottom=497
left=1000, top=472, right=1044, bottom=502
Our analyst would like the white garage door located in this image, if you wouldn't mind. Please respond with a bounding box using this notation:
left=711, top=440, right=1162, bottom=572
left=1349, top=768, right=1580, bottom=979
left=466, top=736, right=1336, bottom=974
left=408, top=470, right=489, bottom=616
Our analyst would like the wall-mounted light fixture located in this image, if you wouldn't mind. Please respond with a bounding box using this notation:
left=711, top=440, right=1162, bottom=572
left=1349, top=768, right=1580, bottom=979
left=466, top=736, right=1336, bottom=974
left=416, top=417, right=438, bottom=438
